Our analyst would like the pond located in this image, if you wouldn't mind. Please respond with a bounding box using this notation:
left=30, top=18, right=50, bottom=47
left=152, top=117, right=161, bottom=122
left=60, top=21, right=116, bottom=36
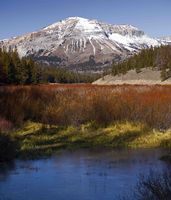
left=0, top=149, right=169, bottom=200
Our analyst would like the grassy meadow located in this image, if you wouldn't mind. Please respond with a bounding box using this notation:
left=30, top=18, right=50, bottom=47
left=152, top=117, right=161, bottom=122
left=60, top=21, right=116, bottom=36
left=0, top=84, right=171, bottom=160
left=11, top=121, right=171, bottom=159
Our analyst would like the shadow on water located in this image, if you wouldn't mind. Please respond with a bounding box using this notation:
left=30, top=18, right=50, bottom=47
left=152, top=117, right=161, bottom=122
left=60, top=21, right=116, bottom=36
left=0, top=162, right=15, bottom=182
left=0, top=162, right=15, bottom=200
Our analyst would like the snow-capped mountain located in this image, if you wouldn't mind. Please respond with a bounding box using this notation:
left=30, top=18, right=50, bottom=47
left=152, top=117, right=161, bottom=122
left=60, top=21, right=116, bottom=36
left=0, top=17, right=168, bottom=72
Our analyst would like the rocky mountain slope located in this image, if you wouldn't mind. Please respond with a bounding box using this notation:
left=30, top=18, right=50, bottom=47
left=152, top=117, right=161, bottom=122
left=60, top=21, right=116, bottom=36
left=0, top=17, right=168, bottom=72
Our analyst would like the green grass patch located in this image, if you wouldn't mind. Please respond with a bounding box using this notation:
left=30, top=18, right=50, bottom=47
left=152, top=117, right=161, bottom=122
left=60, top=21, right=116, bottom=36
left=8, top=121, right=171, bottom=159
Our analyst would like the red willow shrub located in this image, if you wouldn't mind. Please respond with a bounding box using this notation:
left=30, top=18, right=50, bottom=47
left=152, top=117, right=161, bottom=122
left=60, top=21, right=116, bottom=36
left=0, top=117, right=13, bottom=132
left=1, top=84, right=171, bottom=129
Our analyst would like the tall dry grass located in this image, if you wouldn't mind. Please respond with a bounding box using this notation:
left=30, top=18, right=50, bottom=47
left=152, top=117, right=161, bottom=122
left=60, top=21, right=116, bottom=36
left=1, top=84, right=171, bottom=129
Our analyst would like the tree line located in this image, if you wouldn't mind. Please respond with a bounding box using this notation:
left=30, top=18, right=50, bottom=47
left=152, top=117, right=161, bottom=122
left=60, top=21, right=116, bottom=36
left=112, top=45, right=171, bottom=80
left=0, top=48, right=100, bottom=85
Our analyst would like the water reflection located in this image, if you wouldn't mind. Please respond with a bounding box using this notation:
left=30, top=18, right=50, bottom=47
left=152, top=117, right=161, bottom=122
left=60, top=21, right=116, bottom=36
left=0, top=149, right=169, bottom=200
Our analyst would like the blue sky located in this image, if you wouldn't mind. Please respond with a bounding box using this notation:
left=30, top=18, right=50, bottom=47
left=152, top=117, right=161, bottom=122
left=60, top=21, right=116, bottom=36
left=0, top=0, right=171, bottom=39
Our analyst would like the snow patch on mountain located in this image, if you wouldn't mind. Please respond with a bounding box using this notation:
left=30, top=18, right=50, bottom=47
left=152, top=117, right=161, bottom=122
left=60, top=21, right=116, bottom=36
left=0, top=17, right=169, bottom=72
left=159, top=36, right=171, bottom=43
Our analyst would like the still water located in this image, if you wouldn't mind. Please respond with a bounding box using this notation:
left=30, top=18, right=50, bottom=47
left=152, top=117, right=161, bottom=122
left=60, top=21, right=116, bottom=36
left=0, top=149, right=168, bottom=200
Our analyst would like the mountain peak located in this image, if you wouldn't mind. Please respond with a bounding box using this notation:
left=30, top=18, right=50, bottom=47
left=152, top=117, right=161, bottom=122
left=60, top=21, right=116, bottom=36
left=0, top=17, right=168, bottom=72
left=66, top=16, right=88, bottom=21
left=43, top=16, right=89, bottom=30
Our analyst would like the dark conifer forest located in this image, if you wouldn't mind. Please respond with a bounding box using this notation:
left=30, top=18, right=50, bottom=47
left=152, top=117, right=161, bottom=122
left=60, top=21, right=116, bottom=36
left=0, top=48, right=99, bottom=85
left=1, top=45, right=171, bottom=85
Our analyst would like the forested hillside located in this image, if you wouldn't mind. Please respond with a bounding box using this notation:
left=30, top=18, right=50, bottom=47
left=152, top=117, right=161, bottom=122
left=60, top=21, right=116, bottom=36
left=0, top=49, right=99, bottom=85
left=112, top=45, right=171, bottom=80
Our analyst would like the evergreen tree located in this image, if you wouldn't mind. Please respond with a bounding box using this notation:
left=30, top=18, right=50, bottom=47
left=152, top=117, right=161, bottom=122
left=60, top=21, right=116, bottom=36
left=25, top=59, right=36, bottom=84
